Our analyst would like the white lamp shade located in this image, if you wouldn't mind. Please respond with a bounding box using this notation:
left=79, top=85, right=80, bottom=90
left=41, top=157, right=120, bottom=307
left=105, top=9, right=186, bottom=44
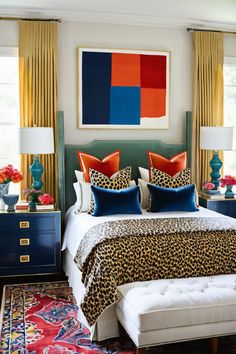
left=18, top=127, right=54, bottom=154
left=200, top=126, right=233, bottom=151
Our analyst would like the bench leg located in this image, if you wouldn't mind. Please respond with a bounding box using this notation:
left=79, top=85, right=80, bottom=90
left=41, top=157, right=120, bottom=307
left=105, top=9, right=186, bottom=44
left=118, top=321, right=126, bottom=340
left=210, top=337, right=218, bottom=354
left=136, top=348, right=146, bottom=354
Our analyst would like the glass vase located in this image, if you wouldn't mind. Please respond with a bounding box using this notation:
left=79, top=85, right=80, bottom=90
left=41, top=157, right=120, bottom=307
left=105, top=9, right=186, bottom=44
left=224, top=185, right=234, bottom=199
left=29, top=200, right=36, bottom=212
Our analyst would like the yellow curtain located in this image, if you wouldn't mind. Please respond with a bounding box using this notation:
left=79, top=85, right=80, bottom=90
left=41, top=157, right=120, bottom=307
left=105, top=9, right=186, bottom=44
left=192, top=31, right=224, bottom=190
left=19, top=20, right=58, bottom=204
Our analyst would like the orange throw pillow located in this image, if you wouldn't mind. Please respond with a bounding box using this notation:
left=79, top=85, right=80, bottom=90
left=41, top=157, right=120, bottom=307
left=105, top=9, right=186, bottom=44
left=77, top=150, right=120, bottom=182
left=148, top=151, right=187, bottom=177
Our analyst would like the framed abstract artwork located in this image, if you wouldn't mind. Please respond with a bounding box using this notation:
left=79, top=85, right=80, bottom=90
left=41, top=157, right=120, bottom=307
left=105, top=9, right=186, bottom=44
left=78, top=48, right=170, bottom=129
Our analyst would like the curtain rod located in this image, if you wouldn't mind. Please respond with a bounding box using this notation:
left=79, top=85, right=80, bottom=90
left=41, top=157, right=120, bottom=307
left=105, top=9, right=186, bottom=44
left=0, top=16, right=61, bottom=23
left=187, top=27, right=236, bottom=35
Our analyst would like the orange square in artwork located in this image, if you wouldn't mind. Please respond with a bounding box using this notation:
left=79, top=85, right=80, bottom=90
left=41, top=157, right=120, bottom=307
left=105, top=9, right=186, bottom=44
left=111, top=53, right=140, bottom=86
left=141, top=88, right=166, bottom=118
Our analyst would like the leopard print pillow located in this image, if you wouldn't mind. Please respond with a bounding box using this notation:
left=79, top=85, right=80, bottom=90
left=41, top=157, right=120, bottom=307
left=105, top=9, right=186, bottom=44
left=150, top=167, right=191, bottom=188
left=88, top=166, right=132, bottom=214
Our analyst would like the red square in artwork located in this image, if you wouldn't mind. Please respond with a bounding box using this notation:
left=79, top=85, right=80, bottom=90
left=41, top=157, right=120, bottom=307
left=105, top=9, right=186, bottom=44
left=141, top=55, right=166, bottom=89
left=111, top=53, right=140, bottom=87
left=141, top=88, right=166, bottom=118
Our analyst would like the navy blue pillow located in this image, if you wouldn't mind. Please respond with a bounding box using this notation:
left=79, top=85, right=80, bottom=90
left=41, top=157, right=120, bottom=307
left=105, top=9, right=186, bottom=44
left=147, top=183, right=199, bottom=212
left=91, top=185, right=142, bottom=217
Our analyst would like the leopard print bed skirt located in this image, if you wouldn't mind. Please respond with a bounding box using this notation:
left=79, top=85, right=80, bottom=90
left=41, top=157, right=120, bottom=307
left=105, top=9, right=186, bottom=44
left=74, top=216, right=236, bottom=326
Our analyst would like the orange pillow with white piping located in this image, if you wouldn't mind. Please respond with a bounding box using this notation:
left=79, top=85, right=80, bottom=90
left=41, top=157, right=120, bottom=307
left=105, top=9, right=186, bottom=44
left=148, top=151, right=187, bottom=177
left=77, top=150, right=120, bottom=182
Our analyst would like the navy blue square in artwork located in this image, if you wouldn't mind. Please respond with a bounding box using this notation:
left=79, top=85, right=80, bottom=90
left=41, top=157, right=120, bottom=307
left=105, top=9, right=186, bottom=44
left=109, top=87, right=140, bottom=125
left=82, top=52, right=111, bottom=124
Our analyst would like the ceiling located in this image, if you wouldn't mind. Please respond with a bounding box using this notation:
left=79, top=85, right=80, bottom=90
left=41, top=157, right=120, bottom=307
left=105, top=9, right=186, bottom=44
left=0, top=0, right=236, bottom=30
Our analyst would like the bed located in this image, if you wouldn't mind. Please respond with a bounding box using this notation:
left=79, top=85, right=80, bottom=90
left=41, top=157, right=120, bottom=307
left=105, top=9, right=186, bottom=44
left=58, top=111, right=236, bottom=346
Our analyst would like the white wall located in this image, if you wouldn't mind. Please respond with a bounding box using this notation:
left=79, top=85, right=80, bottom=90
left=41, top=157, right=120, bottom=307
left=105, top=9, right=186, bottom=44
left=58, top=22, right=192, bottom=144
left=0, top=21, right=18, bottom=46
left=225, top=35, right=236, bottom=57
left=1, top=20, right=236, bottom=146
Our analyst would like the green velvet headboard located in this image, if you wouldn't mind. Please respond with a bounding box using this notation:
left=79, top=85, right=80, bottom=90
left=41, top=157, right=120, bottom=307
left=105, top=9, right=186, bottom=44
left=57, top=111, right=192, bottom=215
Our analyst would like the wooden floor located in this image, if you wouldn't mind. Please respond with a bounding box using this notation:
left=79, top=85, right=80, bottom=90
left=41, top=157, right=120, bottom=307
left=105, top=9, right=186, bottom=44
left=0, top=273, right=67, bottom=302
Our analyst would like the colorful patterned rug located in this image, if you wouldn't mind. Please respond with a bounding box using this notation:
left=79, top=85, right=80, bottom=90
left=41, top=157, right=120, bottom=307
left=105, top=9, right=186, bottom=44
left=1, top=281, right=236, bottom=354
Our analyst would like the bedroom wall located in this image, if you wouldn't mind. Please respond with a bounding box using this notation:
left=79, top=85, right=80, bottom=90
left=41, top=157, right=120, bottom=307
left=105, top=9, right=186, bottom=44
left=225, top=35, right=236, bottom=57
left=58, top=22, right=192, bottom=144
left=1, top=21, right=236, bottom=145
left=0, top=21, right=18, bottom=45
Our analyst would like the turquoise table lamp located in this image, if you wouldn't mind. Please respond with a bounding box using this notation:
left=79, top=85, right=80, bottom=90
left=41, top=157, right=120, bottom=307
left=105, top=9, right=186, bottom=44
left=18, top=127, right=54, bottom=191
left=200, top=126, right=233, bottom=189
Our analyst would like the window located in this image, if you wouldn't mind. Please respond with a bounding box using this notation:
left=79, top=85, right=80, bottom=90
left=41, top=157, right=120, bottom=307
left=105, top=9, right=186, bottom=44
left=224, top=56, right=236, bottom=175
left=0, top=47, right=20, bottom=193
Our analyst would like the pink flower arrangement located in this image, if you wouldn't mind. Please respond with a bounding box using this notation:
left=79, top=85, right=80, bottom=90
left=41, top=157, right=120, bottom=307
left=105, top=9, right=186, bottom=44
left=203, top=182, right=215, bottom=191
left=220, top=175, right=236, bottom=187
left=23, top=188, right=43, bottom=202
left=0, top=164, right=23, bottom=184
left=38, top=193, right=54, bottom=205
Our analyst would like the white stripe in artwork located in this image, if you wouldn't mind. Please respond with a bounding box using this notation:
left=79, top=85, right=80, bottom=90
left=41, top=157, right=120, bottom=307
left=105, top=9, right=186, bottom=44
left=140, top=117, right=168, bottom=129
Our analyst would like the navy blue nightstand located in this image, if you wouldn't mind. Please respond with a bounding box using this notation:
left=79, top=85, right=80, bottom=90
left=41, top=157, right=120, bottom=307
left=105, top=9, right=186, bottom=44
left=0, top=210, right=61, bottom=276
left=199, top=195, right=236, bottom=218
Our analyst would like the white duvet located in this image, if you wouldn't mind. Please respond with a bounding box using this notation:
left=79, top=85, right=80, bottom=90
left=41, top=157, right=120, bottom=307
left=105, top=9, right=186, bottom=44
left=62, top=206, right=224, bottom=259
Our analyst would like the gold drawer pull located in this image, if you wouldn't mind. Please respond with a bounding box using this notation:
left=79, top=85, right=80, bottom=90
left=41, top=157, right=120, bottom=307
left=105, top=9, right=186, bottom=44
left=19, top=221, right=30, bottom=229
left=20, top=238, right=30, bottom=246
left=20, top=255, right=30, bottom=263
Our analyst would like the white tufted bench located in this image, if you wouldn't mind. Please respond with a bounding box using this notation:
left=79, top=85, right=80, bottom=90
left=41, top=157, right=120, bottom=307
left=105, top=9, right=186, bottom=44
left=116, top=274, right=236, bottom=354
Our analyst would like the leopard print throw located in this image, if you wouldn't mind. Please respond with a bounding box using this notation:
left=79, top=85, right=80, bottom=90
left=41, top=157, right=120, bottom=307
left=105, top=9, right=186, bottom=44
left=74, top=216, right=236, bottom=326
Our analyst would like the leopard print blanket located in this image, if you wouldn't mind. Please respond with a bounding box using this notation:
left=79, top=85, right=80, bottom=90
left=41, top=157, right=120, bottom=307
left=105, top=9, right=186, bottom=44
left=74, top=217, right=236, bottom=326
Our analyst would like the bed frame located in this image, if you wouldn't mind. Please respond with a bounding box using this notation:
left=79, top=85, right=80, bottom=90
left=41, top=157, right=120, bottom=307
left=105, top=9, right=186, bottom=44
left=57, top=111, right=192, bottom=215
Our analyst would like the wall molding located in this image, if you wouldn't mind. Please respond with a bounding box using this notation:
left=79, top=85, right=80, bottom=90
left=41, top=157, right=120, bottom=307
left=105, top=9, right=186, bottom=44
left=0, top=7, right=236, bottom=30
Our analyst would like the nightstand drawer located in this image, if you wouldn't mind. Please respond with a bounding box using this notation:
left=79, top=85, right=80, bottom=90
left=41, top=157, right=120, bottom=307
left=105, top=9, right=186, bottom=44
left=0, top=210, right=61, bottom=276
left=0, top=231, right=55, bottom=252
left=0, top=214, right=55, bottom=233
left=0, top=249, right=55, bottom=267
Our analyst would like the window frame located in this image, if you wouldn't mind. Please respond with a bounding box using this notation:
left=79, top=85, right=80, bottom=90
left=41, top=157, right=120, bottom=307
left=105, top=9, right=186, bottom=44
left=223, top=55, right=236, bottom=177
left=0, top=46, right=20, bottom=194
left=0, top=46, right=19, bottom=128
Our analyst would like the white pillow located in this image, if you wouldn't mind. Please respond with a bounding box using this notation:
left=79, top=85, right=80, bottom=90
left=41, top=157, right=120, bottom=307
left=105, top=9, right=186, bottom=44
left=138, top=167, right=149, bottom=182
left=73, top=181, right=92, bottom=212
left=73, top=182, right=82, bottom=208
left=138, top=178, right=150, bottom=209
left=75, top=170, right=84, bottom=182
left=129, top=180, right=136, bottom=187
